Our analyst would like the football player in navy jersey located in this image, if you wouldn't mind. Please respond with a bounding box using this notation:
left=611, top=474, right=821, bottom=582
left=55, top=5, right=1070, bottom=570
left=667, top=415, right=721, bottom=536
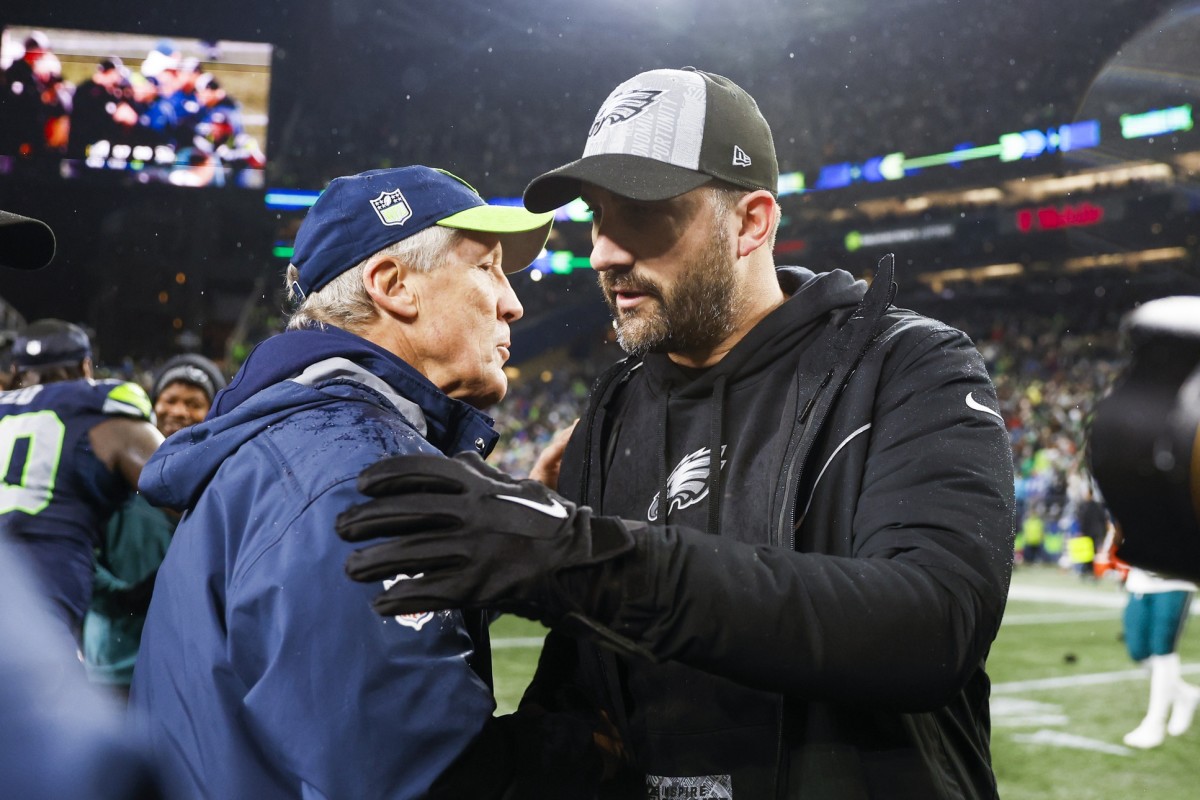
left=0, top=319, right=162, bottom=646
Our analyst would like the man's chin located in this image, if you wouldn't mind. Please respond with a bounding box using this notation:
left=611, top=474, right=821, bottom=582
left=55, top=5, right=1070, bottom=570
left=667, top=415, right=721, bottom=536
left=615, top=320, right=670, bottom=355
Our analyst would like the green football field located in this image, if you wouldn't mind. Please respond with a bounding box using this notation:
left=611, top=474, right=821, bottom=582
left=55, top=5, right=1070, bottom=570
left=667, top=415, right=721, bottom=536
left=488, top=566, right=1200, bottom=797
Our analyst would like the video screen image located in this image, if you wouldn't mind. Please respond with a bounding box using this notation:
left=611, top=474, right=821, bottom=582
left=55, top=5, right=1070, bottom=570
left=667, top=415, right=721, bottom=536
left=0, top=26, right=272, bottom=189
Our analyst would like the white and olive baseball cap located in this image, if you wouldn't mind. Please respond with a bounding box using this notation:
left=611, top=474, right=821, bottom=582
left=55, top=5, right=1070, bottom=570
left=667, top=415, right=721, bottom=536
left=524, top=67, right=779, bottom=212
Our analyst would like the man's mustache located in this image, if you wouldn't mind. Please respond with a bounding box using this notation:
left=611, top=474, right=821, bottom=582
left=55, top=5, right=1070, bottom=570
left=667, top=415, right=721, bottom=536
left=599, top=273, right=662, bottom=301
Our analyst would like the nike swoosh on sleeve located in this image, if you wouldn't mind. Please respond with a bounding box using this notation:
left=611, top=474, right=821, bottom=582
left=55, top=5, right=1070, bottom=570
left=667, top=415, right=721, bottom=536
left=965, top=392, right=1004, bottom=422
left=494, top=494, right=570, bottom=519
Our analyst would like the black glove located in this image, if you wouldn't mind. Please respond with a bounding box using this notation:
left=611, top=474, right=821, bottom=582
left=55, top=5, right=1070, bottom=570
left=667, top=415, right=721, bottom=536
left=335, top=451, right=635, bottom=625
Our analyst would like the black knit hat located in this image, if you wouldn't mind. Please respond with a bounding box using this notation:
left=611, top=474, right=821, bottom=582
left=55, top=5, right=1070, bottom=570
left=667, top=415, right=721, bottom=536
left=152, top=354, right=227, bottom=403
left=524, top=67, right=778, bottom=212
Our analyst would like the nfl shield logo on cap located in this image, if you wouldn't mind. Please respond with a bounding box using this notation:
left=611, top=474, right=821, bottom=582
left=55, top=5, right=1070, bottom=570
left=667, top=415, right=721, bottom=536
left=370, top=189, right=413, bottom=226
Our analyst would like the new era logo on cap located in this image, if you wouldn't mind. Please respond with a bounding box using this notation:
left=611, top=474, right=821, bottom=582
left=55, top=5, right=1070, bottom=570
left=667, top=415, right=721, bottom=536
left=370, top=189, right=413, bottom=226
left=732, top=145, right=751, bottom=167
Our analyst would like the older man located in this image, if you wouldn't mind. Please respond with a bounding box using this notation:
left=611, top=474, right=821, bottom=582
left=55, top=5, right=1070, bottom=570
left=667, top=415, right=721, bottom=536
left=129, top=166, right=556, bottom=799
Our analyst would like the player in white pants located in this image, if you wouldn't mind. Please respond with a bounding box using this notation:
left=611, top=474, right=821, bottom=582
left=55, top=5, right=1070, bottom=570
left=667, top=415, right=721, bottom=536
left=1122, top=566, right=1200, bottom=748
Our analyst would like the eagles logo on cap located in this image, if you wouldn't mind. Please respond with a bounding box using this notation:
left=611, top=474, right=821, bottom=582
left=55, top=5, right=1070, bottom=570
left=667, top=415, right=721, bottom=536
left=589, top=89, right=663, bottom=137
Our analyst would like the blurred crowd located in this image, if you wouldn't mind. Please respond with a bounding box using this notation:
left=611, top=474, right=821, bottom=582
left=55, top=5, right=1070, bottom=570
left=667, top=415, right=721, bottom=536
left=0, top=30, right=264, bottom=187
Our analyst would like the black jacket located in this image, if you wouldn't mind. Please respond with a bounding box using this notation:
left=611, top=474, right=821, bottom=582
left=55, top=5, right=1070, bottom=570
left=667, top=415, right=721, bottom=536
left=525, top=261, right=1016, bottom=799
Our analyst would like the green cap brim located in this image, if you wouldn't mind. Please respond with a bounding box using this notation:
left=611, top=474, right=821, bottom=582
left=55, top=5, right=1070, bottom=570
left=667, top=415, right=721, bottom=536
left=437, top=205, right=554, bottom=273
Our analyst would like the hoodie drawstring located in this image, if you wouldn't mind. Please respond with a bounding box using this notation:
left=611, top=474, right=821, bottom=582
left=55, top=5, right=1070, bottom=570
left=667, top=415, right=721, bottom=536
left=705, top=374, right=727, bottom=537
left=657, top=382, right=671, bottom=524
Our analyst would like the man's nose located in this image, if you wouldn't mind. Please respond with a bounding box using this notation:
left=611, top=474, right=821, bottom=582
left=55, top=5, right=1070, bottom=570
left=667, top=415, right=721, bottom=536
left=590, top=229, right=634, bottom=273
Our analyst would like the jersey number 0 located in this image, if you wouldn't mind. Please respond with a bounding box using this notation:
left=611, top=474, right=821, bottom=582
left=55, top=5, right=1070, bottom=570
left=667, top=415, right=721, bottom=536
left=0, top=410, right=67, bottom=515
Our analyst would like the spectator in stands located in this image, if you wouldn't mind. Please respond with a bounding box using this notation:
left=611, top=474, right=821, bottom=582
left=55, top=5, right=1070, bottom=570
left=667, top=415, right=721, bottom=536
left=68, top=57, right=131, bottom=159
left=0, top=329, right=16, bottom=391
left=2, top=32, right=47, bottom=153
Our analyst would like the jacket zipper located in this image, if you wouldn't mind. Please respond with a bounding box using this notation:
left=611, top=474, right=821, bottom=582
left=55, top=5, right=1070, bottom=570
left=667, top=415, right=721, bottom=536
left=770, top=367, right=833, bottom=796
left=777, top=369, right=833, bottom=551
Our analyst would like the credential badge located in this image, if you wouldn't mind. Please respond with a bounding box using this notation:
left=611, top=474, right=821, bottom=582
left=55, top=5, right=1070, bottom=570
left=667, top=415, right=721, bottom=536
left=371, top=189, right=413, bottom=226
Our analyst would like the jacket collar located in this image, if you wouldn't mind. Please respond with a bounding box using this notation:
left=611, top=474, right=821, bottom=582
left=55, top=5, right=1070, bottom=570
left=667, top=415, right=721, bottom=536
left=211, top=324, right=498, bottom=456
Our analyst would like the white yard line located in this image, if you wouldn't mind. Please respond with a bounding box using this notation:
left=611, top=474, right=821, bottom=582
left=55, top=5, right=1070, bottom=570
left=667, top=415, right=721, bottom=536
left=1001, top=610, right=1117, bottom=625
left=1010, top=730, right=1134, bottom=757
left=994, top=663, right=1200, bottom=694
left=1007, top=583, right=1127, bottom=608
left=490, top=636, right=546, bottom=649
left=1008, top=580, right=1200, bottom=612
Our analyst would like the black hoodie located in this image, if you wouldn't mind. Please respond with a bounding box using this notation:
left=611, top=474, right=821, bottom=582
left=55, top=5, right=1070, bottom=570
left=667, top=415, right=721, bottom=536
left=531, top=264, right=1015, bottom=799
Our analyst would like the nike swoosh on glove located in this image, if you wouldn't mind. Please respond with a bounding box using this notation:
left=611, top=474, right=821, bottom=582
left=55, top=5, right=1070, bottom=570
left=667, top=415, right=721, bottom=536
left=335, top=451, right=635, bottom=626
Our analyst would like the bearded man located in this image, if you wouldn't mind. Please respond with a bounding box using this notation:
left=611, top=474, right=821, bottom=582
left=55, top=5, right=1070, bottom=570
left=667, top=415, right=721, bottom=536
left=338, top=70, right=1016, bottom=800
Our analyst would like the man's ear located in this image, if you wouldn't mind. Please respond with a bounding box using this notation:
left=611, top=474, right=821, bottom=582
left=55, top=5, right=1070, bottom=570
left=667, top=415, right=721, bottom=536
left=735, top=190, right=777, bottom=259
left=364, top=257, right=419, bottom=321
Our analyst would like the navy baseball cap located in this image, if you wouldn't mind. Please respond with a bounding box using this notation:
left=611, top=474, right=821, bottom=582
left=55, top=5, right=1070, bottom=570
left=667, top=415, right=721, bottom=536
left=291, top=166, right=555, bottom=295
left=12, top=319, right=91, bottom=369
left=524, top=68, right=778, bottom=212
left=0, top=209, right=56, bottom=270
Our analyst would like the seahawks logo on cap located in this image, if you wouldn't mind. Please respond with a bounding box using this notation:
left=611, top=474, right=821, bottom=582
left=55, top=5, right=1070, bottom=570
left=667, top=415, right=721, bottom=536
left=589, top=89, right=663, bottom=137
left=370, top=189, right=413, bottom=226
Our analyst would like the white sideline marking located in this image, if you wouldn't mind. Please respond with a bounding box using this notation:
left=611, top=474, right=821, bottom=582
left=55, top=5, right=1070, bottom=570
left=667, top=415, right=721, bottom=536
left=1007, top=582, right=1200, bottom=613
left=993, top=663, right=1200, bottom=694
left=491, top=636, right=546, bottom=649
left=1007, top=584, right=1126, bottom=608
left=994, top=715, right=1072, bottom=727
left=1002, top=610, right=1117, bottom=625
left=1011, top=730, right=1133, bottom=756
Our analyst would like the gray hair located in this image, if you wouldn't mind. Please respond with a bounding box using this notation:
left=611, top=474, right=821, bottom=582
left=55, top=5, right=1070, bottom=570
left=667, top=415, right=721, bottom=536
left=286, top=225, right=463, bottom=333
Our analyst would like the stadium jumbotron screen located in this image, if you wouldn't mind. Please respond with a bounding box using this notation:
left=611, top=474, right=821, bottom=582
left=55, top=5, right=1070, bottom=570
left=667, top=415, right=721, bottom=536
left=0, top=25, right=271, bottom=189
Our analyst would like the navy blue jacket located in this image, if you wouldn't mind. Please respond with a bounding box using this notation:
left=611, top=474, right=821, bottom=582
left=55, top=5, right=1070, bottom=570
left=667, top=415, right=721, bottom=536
left=130, top=326, right=500, bottom=799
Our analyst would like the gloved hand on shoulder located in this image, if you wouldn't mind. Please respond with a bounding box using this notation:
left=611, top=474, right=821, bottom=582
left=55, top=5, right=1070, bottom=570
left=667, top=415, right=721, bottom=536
left=335, top=451, right=638, bottom=627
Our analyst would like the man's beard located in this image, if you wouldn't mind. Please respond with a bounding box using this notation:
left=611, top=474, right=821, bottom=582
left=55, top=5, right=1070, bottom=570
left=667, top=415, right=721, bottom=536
left=599, top=225, right=741, bottom=357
